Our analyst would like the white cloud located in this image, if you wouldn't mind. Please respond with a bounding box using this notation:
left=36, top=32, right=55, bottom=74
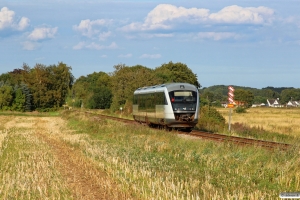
left=195, top=32, right=240, bottom=41
left=142, top=33, right=174, bottom=39
left=28, top=27, right=58, bottom=41
left=209, top=5, right=274, bottom=24
left=118, top=53, right=132, bottom=58
left=122, top=4, right=209, bottom=31
left=139, top=54, right=161, bottom=59
left=121, top=4, right=275, bottom=32
left=73, top=41, right=118, bottom=50
left=99, top=31, right=112, bottom=41
left=124, top=33, right=173, bottom=40
left=145, top=4, right=209, bottom=25
left=0, top=7, right=29, bottom=31
left=17, top=17, right=30, bottom=31
left=73, top=41, right=86, bottom=50
left=73, top=19, right=112, bottom=39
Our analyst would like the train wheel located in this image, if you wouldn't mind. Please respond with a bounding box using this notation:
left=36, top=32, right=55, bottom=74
left=185, top=128, right=193, bottom=132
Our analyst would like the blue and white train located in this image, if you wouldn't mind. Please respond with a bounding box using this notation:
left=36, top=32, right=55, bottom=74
left=133, top=83, right=199, bottom=131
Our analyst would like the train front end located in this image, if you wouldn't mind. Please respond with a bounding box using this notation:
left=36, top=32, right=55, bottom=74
left=165, top=83, right=199, bottom=129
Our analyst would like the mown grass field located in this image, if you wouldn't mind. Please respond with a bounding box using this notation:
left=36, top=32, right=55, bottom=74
left=217, top=107, right=300, bottom=144
left=0, top=110, right=299, bottom=199
left=218, top=107, right=300, bottom=136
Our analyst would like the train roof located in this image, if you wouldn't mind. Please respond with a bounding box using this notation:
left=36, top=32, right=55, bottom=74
left=134, top=83, right=198, bottom=94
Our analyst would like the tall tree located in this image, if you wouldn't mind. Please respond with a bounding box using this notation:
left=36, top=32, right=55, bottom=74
left=11, top=87, right=25, bottom=111
left=280, top=89, right=300, bottom=103
left=48, top=62, right=74, bottom=108
left=23, top=63, right=51, bottom=109
left=0, top=73, right=11, bottom=85
left=234, top=89, right=254, bottom=108
left=0, top=85, right=13, bottom=110
left=21, top=83, right=33, bottom=111
left=154, top=61, right=200, bottom=88
left=21, top=62, right=74, bottom=110
left=71, top=71, right=111, bottom=109
left=110, top=64, right=160, bottom=111
left=88, top=86, right=112, bottom=109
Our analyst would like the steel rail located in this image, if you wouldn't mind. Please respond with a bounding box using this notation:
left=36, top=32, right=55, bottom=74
left=184, top=130, right=291, bottom=150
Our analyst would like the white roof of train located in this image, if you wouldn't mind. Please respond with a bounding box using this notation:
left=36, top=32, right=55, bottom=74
left=134, top=83, right=198, bottom=94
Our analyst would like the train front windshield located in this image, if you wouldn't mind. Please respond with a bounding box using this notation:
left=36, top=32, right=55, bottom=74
left=169, top=91, right=197, bottom=111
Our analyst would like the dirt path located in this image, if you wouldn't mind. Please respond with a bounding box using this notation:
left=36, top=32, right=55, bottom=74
left=2, top=116, right=133, bottom=200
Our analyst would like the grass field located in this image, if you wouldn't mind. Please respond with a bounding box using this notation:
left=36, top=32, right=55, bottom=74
left=217, top=107, right=300, bottom=143
left=0, top=110, right=299, bottom=199
left=218, top=107, right=300, bottom=135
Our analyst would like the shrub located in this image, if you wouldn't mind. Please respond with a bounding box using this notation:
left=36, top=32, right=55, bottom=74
left=235, top=107, right=247, bottom=113
left=196, top=105, right=225, bottom=132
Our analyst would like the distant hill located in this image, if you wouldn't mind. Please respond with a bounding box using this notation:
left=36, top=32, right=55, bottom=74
left=200, top=85, right=294, bottom=96
left=261, top=86, right=295, bottom=94
left=199, top=85, right=296, bottom=104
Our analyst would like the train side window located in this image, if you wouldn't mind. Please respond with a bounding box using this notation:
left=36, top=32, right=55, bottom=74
left=133, top=95, right=138, bottom=104
left=140, top=94, right=145, bottom=110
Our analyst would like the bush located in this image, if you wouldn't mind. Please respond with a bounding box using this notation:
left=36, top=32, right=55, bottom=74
left=123, top=100, right=133, bottom=115
left=235, top=107, right=247, bottom=113
left=196, top=105, right=225, bottom=132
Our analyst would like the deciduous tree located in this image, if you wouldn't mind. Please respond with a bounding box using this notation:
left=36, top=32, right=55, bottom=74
left=154, top=61, right=200, bottom=88
left=71, top=71, right=111, bottom=109
left=280, top=89, right=300, bottom=104
left=234, top=89, right=254, bottom=108
left=0, top=85, right=13, bottom=110
left=110, top=64, right=160, bottom=111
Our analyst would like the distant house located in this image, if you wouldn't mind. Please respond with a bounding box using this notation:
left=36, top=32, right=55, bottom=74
left=267, top=99, right=282, bottom=107
left=286, top=100, right=300, bottom=107
left=221, top=101, right=227, bottom=108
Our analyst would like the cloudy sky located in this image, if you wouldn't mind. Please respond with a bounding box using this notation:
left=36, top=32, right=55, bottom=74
left=0, top=0, right=299, bottom=89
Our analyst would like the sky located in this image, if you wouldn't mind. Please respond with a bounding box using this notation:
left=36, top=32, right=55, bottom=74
left=0, top=0, right=299, bottom=89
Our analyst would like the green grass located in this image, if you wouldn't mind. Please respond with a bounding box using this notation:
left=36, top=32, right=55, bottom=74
left=60, top=110, right=300, bottom=199
left=0, top=127, right=71, bottom=199
left=0, top=111, right=60, bottom=117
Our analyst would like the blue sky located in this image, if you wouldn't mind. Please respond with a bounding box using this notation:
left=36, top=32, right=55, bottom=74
left=0, top=0, right=299, bottom=89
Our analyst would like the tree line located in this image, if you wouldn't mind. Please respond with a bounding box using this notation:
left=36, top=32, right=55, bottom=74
left=70, top=62, right=200, bottom=114
left=0, top=63, right=74, bottom=111
left=0, top=61, right=199, bottom=112
left=1, top=61, right=299, bottom=112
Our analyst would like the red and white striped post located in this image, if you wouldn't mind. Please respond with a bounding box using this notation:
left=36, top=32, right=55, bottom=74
left=228, top=86, right=235, bottom=132
left=228, top=86, right=235, bottom=103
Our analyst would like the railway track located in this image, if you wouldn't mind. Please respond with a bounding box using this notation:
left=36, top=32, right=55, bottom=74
left=84, top=111, right=292, bottom=151
left=185, top=130, right=291, bottom=150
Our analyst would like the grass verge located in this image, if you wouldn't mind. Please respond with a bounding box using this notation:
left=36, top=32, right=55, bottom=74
left=0, top=111, right=60, bottom=117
